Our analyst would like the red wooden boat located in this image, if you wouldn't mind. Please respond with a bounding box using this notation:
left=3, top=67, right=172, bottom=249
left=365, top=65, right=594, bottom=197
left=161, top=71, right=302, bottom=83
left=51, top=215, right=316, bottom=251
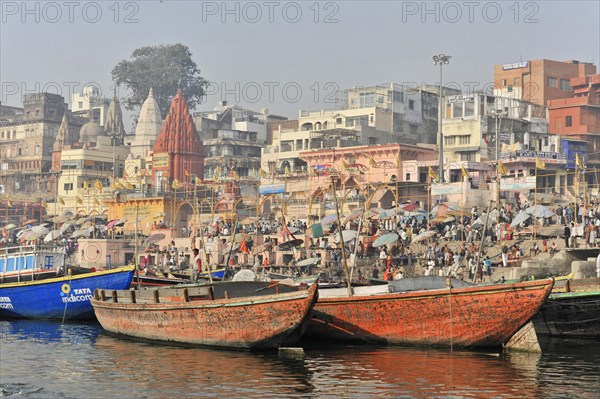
left=91, top=282, right=318, bottom=349
left=306, top=278, right=554, bottom=348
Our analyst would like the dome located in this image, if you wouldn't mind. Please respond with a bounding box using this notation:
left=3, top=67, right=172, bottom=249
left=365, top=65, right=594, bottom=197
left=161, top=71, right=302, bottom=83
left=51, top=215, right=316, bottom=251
left=79, top=120, right=105, bottom=143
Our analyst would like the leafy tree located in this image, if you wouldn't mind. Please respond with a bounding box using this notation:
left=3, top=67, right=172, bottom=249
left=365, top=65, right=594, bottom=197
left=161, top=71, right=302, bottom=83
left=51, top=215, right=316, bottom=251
left=112, top=44, right=208, bottom=119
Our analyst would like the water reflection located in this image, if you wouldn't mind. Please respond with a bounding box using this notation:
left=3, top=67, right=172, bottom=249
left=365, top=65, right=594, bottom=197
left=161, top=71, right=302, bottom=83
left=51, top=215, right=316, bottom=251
left=0, top=320, right=598, bottom=399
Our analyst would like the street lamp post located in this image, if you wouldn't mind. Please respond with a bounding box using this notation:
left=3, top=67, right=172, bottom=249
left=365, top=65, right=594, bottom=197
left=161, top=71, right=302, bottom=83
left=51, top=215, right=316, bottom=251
left=490, top=106, right=508, bottom=215
left=433, top=54, right=451, bottom=183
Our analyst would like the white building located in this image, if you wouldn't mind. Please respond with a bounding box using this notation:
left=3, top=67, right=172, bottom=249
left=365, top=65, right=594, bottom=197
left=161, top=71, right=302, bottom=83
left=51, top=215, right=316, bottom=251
left=71, top=85, right=111, bottom=126
left=126, top=88, right=163, bottom=160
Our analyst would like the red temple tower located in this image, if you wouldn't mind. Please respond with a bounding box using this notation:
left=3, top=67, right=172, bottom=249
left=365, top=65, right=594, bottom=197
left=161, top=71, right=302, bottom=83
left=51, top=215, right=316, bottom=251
left=152, top=89, right=204, bottom=188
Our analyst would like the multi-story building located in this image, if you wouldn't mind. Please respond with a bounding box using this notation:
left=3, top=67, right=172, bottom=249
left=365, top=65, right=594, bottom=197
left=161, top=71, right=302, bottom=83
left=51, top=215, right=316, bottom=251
left=548, top=74, right=600, bottom=166
left=442, top=93, right=548, bottom=165
left=71, top=85, right=111, bottom=126
left=494, top=59, right=596, bottom=105
left=203, top=129, right=263, bottom=180
left=0, top=93, right=85, bottom=195
left=194, top=102, right=287, bottom=145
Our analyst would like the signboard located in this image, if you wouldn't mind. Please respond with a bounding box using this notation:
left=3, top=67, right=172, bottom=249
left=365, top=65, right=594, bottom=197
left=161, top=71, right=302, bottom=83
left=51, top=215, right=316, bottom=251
left=500, top=177, right=536, bottom=191
left=259, top=184, right=285, bottom=195
left=502, top=61, right=528, bottom=70
left=447, top=95, right=474, bottom=104
left=561, top=139, right=587, bottom=169
left=500, top=150, right=565, bottom=161
left=153, top=153, right=168, bottom=168
left=431, top=183, right=461, bottom=196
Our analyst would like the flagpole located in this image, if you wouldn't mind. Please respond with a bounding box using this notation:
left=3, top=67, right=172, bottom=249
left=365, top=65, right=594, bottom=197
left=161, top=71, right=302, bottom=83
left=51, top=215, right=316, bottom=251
left=534, top=162, right=538, bottom=241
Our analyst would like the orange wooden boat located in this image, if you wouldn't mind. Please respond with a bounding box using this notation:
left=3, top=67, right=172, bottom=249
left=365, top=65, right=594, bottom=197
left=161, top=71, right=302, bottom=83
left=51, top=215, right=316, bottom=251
left=307, top=278, right=554, bottom=348
left=91, top=282, right=318, bottom=349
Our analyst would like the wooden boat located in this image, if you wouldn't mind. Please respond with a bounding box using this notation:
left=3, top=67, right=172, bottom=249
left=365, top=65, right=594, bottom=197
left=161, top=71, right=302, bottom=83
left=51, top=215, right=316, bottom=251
left=132, top=271, right=192, bottom=287
left=532, top=278, right=600, bottom=338
left=306, top=277, right=554, bottom=348
left=91, top=281, right=318, bottom=349
left=0, top=244, right=66, bottom=283
left=0, top=265, right=135, bottom=320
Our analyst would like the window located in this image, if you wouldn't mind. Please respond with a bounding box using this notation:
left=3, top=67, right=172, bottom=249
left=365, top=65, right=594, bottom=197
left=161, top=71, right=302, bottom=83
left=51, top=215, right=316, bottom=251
left=544, top=137, right=549, bottom=146
left=459, top=136, right=471, bottom=145
left=409, top=125, right=418, bottom=135
left=25, top=148, right=29, bottom=156
left=459, top=152, right=476, bottom=161
left=547, top=77, right=558, bottom=87
left=409, top=100, right=415, bottom=110
left=17, top=148, right=21, bottom=156
left=12, top=131, right=15, bottom=139
left=560, top=79, right=571, bottom=91
left=336, top=117, right=342, bottom=124
left=514, top=77, right=520, bottom=85
left=368, top=137, right=378, bottom=145
left=444, top=136, right=456, bottom=145
left=64, top=183, right=73, bottom=191
left=34, top=145, right=40, bottom=155
left=78, top=101, right=83, bottom=109
left=405, top=173, right=410, bottom=181
left=565, top=116, right=572, bottom=127
left=501, top=79, right=506, bottom=86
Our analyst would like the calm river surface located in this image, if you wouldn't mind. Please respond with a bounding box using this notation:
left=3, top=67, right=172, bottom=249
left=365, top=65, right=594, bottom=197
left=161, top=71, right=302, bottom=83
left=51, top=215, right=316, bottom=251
left=1, top=320, right=599, bottom=399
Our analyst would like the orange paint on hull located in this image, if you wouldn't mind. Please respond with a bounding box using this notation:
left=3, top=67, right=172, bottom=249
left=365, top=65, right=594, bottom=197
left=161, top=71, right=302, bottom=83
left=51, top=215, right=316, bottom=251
left=307, top=279, right=554, bottom=348
left=92, top=284, right=318, bottom=349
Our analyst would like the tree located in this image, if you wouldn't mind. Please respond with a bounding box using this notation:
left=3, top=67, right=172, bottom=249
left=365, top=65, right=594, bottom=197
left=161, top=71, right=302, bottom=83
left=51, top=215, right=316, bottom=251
left=112, top=44, right=208, bottom=119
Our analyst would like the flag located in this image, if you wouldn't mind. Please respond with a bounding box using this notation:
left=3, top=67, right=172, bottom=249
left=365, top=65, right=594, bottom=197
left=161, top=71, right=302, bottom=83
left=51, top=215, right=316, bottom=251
left=341, top=160, right=349, bottom=170
left=215, top=166, right=222, bottom=175
left=284, top=165, right=291, bottom=176
left=6, top=201, right=12, bottom=208
left=240, top=239, right=250, bottom=255
left=172, top=179, right=182, bottom=189
left=309, top=168, right=317, bottom=177
left=93, top=197, right=100, bottom=206
left=428, top=166, right=438, bottom=181
left=123, top=170, right=129, bottom=178
left=58, top=197, right=65, bottom=206
left=40, top=200, right=47, bottom=208
left=232, top=170, right=239, bottom=180
left=575, top=153, right=585, bottom=168
left=185, top=168, right=190, bottom=177
left=461, top=165, right=469, bottom=179
left=259, top=168, right=267, bottom=178
left=368, top=156, right=378, bottom=168
left=76, top=196, right=83, bottom=205
left=115, top=180, right=124, bottom=190
left=535, top=157, right=546, bottom=170
left=83, top=180, right=89, bottom=190
left=497, top=161, right=508, bottom=175
left=94, top=180, right=103, bottom=191
left=212, top=174, right=218, bottom=182
left=194, top=176, right=202, bottom=186
left=125, top=181, right=133, bottom=190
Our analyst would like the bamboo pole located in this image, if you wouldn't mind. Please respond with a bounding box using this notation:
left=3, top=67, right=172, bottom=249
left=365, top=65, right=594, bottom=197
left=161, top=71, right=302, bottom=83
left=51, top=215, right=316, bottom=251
left=331, top=176, right=352, bottom=297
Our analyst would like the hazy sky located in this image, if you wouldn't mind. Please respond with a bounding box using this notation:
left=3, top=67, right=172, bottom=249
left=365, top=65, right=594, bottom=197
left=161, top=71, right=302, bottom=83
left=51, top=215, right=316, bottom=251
left=1, top=0, right=599, bottom=130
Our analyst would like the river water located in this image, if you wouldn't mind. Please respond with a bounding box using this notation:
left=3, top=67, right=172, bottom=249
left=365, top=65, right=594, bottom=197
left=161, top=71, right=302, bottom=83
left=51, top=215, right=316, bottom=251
left=0, top=320, right=598, bottom=399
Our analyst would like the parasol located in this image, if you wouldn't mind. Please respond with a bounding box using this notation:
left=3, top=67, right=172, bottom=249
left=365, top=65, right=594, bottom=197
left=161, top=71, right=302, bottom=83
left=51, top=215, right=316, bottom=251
left=411, top=230, right=437, bottom=244
left=234, top=233, right=251, bottom=243
left=146, top=233, right=166, bottom=244
left=71, top=228, right=92, bottom=238
left=525, top=205, right=556, bottom=219
left=278, top=238, right=304, bottom=250
left=3, top=223, right=16, bottom=230
left=31, top=225, right=50, bottom=235
left=297, top=257, right=320, bottom=267
left=22, top=219, right=37, bottom=226
left=43, top=230, right=62, bottom=243
left=251, top=241, right=272, bottom=256
left=239, top=216, right=257, bottom=225
left=60, top=222, right=72, bottom=234
left=306, top=223, right=325, bottom=238
left=106, top=219, right=119, bottom=229
left=343, top=210, right=363, bottom=224
left=320, top=214, right=338, bottom=226
left=372, top=232, right=399, bottom=248
left=510, top=210, right=531, bottom=228
left=333, top=230, right=358, bottom=244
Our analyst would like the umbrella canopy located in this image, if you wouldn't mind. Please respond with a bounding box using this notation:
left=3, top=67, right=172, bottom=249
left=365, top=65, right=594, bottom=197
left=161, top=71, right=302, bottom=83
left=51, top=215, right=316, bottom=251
left=472, top=210, right=499, bottom=227
left=372, top=232, right=399, bottom=248
left=525, top=205, right=556, bottom=219
left=23, top=232, right=44, bottom=242
left=239, top=216, right=257, bottom=225
left=278, top=238, right=304, bottom=250
left=306, top=223, right=325, bottom=239
left=43, top=230, right=62, bottom=243
left=22, top=219, right=38, bottom=226
left=60, top=222, right=73, bottom=234
left=430, top=216, right=455, bottom=224
left=251, top=241, right=272, bottom=256
left=106, top=219, right=119, bottom=229
left=320, top=214, right=338, bottom=226
left=411, top=230, right=437, bottom=244
left=297, top=257, right=320, bottom=267
left=333, top=230, right=358, bottom=244
left=3, top=223, right=16, bottom=230
left=399, top=203, right=420, bottom=212
left=343, top=209, right=363, bottom=224
left=234, top=233, right=251, bottom=243
left=71, top=228, right=92, bottom=238
left=31, top=225, right=50, bottom=235
left=17, top=229, right=33, bottom=239
left=146, top=233, right=166, bottom=244
left=373, top=209, right=397, bottom=220
left=510, top=210, right=531, bottom=228
left=75, top=216, right=90, bottom=225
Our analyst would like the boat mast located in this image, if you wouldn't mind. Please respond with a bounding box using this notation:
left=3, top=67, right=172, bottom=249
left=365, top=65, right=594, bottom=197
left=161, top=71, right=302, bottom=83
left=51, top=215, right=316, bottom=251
left=330, top=175, right=353, bottom=297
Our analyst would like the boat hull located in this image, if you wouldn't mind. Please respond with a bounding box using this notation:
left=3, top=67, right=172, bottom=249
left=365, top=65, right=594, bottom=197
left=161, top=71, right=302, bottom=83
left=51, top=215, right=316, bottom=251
left=532, top=291, right=600, bottom=338
left=91, top=283, right=318, bottom=349
left=307, top=278, right=554, bottom=348
left=0, top=266, right=135, bottom=320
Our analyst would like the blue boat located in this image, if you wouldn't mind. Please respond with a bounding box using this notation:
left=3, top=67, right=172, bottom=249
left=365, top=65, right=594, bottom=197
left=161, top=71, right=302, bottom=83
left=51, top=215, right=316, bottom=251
left=0, top=265, right=135, bottom=320
left=198, top=267, right=227, bottom=280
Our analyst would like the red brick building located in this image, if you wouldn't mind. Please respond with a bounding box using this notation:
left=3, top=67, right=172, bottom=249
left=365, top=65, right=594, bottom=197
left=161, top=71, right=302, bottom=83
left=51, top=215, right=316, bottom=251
left=548, top=74, right=600, bottom=164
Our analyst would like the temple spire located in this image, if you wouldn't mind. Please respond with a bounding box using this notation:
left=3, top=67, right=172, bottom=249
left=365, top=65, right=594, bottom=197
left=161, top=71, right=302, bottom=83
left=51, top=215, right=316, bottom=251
left=105, top=85, right=126, bottom=143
